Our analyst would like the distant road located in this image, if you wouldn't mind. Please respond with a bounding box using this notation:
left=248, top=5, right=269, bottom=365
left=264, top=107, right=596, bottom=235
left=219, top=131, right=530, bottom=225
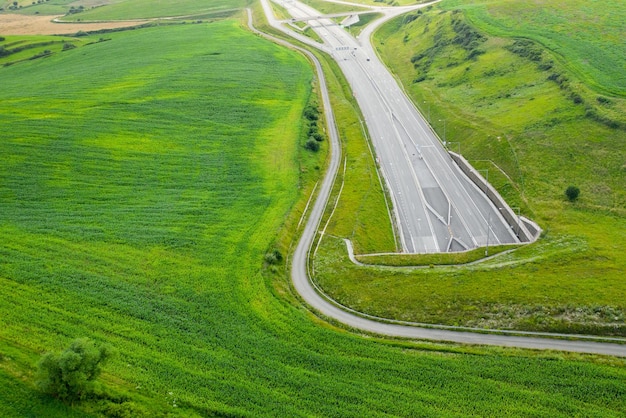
left=253, top=3, right=626, bottom=357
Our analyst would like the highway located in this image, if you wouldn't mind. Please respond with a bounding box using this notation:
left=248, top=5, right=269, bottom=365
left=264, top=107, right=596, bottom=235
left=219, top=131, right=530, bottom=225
left=253, top=2, right=626, bottom=356
left=270, top=0, right=527, bottom=253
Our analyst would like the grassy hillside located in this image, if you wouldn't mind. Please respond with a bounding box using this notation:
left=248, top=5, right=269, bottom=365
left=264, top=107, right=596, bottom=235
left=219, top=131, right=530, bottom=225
left=1, top=13, right=626, bottom=417
left=313, top=1, right=626, bottom=334
left=0, top=35, right=87, bottom=66
left=443, top=0, right=626, bottom=97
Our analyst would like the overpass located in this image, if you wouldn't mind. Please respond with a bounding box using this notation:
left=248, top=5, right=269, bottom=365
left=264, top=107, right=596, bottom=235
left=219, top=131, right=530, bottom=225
left=280, top=10, right=374, bottom=23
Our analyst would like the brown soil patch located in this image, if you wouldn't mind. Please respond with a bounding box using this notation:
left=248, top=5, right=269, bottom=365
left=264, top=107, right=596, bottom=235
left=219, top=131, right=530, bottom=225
left=0, top=14, right=149, bottom=35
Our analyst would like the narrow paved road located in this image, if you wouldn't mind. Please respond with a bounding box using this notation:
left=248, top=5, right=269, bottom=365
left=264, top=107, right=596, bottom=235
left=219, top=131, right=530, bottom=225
left=253, top=4, right=626, bottom=357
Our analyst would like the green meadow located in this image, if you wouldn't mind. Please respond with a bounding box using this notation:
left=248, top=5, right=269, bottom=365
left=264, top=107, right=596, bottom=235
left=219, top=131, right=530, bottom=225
left=23, top=0, right=251, bottom=21
left=0, top=35, right=87, bottom=66
left=443, top=0, right=626, bottom=96
left=1, top=9, right=626, bottom=417
left=313, top=0, right=626, bottom=334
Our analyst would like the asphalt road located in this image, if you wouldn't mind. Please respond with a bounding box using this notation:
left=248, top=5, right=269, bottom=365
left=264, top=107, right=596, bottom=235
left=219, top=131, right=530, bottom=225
left=254, top=2, right=626, bottom=357
left=274, top=0, right=528, bottom=253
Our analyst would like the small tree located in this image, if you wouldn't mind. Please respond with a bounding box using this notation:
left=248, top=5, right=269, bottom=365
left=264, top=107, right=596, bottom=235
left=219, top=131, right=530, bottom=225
left=565, top=185, right=580, bottom=201
left=37, top=338, right=114, bottom=403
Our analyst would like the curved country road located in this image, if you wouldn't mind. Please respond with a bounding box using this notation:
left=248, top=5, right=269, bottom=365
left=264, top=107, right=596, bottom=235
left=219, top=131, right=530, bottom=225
left=249, top=6, right=626, bottom=357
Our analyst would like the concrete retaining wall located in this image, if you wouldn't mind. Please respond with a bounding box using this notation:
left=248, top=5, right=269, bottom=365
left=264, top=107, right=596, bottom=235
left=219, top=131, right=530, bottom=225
left=448, top=151, right=540, bottom=243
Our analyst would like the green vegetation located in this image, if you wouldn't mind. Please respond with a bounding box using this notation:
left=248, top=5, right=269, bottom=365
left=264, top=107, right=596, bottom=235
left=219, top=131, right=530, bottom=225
left=443, top=0, right=626, bottom=97
left=37, top=338, right=114, bottom=403
left=311, top=1, right=626, bottom=334
left=0, top=35, right=91, bottom=66
left=566, top=185, right=581, bottom=202
left=0, top=369, right=88, bottom=417
left=299, top=0, right=368, bottom=16
left=270, top=0, right=291, bottom=20
left=56, top=0, right=248, bottom=21
left=2, top=8, right=626, bottom=416
left=316, top=234, right=626, bottom=335
left=356, top=244, right=514, bottom=266
left=1, top=0, right=88, bottom=16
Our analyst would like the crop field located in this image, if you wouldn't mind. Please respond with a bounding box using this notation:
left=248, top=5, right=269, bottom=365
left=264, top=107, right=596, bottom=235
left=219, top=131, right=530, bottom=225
left=313, top=0, right=626, bottom=334
left=42, top=0, right=250, bottom=21
left=0, top=35, right=86, bottom=65
left=2, top=9, right=626, bottom=417
left=2, top=0, right=88, bottom=16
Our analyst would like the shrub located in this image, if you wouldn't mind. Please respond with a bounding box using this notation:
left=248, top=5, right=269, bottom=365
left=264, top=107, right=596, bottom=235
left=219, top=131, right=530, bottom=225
left=36, top=338, right=114, bottom=403
left=505, top=39, right=543, bottom=62
left=264, top=249, right=283, bottom=265
left=304, top=139, right=320, bottom=152
left=565, top=186, right=580, bottom=201
left=303, top=105, right=319, bottom=121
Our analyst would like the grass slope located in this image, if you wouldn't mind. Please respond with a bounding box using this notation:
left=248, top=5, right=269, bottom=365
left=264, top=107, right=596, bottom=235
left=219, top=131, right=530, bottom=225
left=313, top=1, right=626, bottom=334
left=0, top=35, right=87, bottom=66
left=443, top=0, right=626, bottom=96
left=1, top=13, right=626, bottom=418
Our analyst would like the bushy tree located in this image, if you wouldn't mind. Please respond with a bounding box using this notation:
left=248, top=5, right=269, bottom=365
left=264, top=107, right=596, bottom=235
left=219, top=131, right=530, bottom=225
left=565, top=185, right=580, bottom=201
left=36, top=338, right=114, bottom=403
left=264, top=248, right=283, bottom=265
left=311, top=132, right=324, bottom=142
left=303, top=105, right=319, bottom=121
left=304, top=139, right=320, bottom=152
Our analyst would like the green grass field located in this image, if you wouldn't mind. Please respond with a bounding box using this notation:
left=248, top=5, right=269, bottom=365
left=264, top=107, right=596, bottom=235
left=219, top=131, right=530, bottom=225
left=0, top=35, right=88, bottom=66
left=2, top=11, right=626, bottom=417
left=42, top=0, right=250, bottom=20
left=312, top=0, right=626, bottom=334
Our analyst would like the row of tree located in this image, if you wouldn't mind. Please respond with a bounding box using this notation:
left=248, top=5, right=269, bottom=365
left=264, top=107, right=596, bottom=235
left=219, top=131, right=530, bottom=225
left=303, top=104, right=325, bottom=152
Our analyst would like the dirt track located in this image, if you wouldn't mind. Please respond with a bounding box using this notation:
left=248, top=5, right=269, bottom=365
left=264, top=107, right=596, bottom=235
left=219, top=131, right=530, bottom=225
left=0, top=14, right=147, bottom=35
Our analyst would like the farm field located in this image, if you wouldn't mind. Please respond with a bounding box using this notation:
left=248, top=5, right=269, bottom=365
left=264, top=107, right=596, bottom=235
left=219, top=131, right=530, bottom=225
left=0, top=14, right=146, bottom=35
left=0, top=34, right=87, bottom=65
left=314, top=0, right=626, bottom=334
left=55, top=0, right=248, bottom=21
left=1, top=9, right=626, bottom=417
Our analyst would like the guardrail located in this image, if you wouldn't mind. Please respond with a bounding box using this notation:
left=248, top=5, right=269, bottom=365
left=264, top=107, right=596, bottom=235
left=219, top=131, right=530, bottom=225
left=448, top=151, right=540, bottom=243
